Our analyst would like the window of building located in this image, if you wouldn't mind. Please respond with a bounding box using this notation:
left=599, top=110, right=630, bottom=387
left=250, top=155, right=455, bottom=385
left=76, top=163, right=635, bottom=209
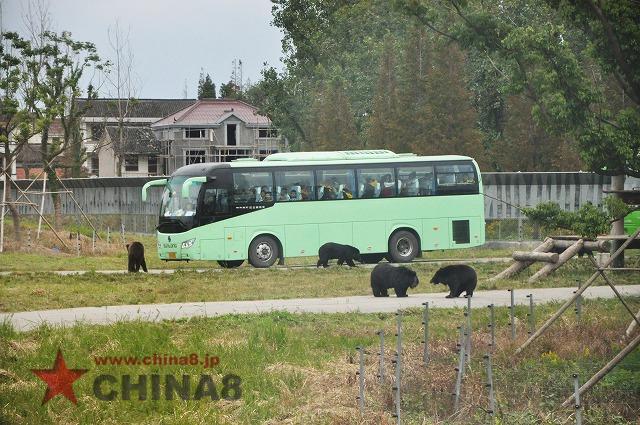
left=148, top=155, right=158, bottom=175
left=90, top=154, right=99, bottom=175
left=398, top=165, right=435, bottom=197
left=258, top=128, right=278, bottom=138
left=185, top=150, right=206, bottom=165
left=274, top=170, right=315, bottom=201
left=232, top=172, right=274, bottom=204
left=90, top=124, right=104, bottom=141
left=124, top=155, right=139, bottom=172
left=356, top=167, right=396, bottom=198
left=184, top=128, right=206, bottom=139
left=315, top=169, right=356, bottom=200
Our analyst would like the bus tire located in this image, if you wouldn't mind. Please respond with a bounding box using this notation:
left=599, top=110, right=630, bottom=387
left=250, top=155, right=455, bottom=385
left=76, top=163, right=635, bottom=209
left=248, top=235, right=280, bottom=268
left=388, top=230, right=419, bottom=263
left=217, top=260, right=244, bottom=268
left=360, top=253, right=385, bottom=264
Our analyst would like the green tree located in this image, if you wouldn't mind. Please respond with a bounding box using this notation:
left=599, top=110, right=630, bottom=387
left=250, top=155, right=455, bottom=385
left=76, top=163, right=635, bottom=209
left=368, top=35, right=402, bottom=150
left=197, top=71, right=216, bottom=99
left=20, top=30, right=105, bottom=227
left=219, top=80, right=241, bottom=99
left=0, top=31, right=41, bottom=241
left=310, top=77, right=360, bottom=150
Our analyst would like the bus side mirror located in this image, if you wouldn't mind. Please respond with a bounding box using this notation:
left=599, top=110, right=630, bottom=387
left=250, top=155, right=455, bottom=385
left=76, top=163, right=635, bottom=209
left=142, top=179, right=167, bottom=202
left=181, top=176, right=207, bottom=198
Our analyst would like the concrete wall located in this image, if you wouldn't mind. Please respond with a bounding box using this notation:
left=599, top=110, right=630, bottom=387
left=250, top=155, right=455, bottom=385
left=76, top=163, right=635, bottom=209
left=1, top=172, right=615, bottom=219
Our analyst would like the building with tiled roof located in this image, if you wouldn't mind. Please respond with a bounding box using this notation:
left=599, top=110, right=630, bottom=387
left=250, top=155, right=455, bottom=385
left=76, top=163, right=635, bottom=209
left=77, top=98, right=197, bottom=177
left=151, top=99, right=284, bottom=172
left=96, top=126, right=162, bottom=177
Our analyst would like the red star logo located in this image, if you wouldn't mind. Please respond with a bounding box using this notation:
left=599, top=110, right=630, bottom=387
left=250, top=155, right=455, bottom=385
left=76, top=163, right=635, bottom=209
left=31, top=349, right=88, bottom=405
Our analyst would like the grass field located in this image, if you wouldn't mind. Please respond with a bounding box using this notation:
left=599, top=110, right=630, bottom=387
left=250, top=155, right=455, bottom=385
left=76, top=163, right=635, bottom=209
left=2, top=256, right=639, bottom=312
left=1, top=299, right=638, bottom=424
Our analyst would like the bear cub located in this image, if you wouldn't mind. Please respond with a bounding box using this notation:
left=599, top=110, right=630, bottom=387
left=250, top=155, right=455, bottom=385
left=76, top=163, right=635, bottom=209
left=430, top=264, right=477, bottom=298
left=127, top=241, right=148, bottom=273
left=370, top=263, right=419, bottom=297
left=317, top=242, right=362, bottom=267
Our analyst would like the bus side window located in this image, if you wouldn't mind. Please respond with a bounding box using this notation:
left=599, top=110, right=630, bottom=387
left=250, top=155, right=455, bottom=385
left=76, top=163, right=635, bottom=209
left=232, top=172, right=274, bottom=204
left=398, top=166, right=433, bottom=197
left=316, top=169, right=355, bottom=201
left=356, top=167, right=396, bottom=198
left=275, top=170, right=315, bottom=201
left=435, top=163, right=478, bottom=194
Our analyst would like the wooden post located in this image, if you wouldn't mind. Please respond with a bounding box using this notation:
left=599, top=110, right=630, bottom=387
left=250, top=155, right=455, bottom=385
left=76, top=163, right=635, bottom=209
left=552, top=240, right=609, bottom=252
left=512, top=251, right=559, bottom=263
left=610, top=174, right=625, bottom=267
left=528, top=239, right=584, bottom=283
left=37, top=172, right=47, bottom=239
left=516, top=229, right=640, bottom=354
left=0, top=165, right=7, bottom=253
left=562, top=332, right=640, bottom=408
left=490, top=237, right=554, bottom=281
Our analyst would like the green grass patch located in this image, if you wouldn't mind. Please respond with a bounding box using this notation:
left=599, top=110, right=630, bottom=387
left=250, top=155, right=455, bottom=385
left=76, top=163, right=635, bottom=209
left=0, top=300, right=638, bottom=424
left=2, top=258, right=637, bottom=312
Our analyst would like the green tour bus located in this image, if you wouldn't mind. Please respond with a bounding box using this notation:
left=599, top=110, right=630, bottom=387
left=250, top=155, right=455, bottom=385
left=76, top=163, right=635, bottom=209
left=142, top=150, right=486, bottom=268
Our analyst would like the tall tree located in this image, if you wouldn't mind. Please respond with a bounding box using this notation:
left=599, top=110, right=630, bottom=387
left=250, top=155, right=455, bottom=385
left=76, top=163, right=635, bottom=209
left=0, top=31, right=40, bottom=241
left=20, top=30, right=105, bottom=227
left=310, top=77, right=360, bottom=150
left=368, top=35, right=402, bottom=150
left=103, top=21, right=137, bottom=177
left=197, top=71, right=216, bottom=99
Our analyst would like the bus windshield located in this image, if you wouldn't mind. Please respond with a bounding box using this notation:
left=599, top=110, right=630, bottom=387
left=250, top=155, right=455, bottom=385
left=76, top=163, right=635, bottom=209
left=160, top=176, right=203, bottom=217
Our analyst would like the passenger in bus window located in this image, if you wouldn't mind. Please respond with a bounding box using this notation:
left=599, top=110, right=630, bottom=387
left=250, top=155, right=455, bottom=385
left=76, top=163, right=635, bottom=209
left=362, top=177, right=376, bottom=198
left=301, top=186, right=311, bottom=200
left=381, top=174, right=395, bottom=197
left=401, top=172, right=418, bottom=196
left=321, top=181, right=336, bottom=200
left=342, top=186, right=353, bottom=199
left=279, top=188, right=290, bottom=201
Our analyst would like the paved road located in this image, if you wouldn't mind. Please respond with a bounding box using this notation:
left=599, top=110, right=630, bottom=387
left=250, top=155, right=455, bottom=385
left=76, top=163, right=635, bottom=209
left=2, top=285, right=639, bottom=332
left=0, top=257, right=512, bottom=276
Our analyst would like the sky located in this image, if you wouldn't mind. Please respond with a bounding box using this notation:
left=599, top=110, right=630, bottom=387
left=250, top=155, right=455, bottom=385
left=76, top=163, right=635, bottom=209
left=1, top=0, right=285, bottom=99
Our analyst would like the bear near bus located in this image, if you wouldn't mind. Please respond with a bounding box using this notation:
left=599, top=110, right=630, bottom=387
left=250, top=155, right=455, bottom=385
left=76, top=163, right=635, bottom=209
left=127, top=242, right=148, bottom=273
left=370, top=263, right=419, bottom=297
left=430, top=264, right=477, bottom=298
left=317, top=242, right=362, bottom=268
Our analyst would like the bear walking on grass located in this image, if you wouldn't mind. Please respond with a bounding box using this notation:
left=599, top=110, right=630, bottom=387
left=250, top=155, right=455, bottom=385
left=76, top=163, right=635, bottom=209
left=127, top=241, right=148, bottom=273
left=430, top=264, right=477, bottom=298
left=317, top=242, right=362, bottom=268
left=370, top=263, right=419, bottom=297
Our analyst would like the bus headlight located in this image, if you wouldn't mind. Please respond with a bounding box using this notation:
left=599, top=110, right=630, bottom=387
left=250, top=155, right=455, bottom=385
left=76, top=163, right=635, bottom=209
left=181, top=238, right=196, bottom=249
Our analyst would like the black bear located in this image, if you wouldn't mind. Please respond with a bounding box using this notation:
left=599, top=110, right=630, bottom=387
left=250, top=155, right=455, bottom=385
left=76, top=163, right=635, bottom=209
left=127, top=242, right=148, bottom=273
left=370, top=263, right=419, bottom=297
left=430, top=264, right=477, bottom=298
left=317, top=242, right=362, bottom=267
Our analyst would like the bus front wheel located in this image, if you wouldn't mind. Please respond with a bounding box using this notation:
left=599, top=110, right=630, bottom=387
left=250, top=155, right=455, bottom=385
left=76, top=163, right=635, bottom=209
left=248, top=235, right=280, bottom=268
left=388, top=231, right=419, bottom=263
left=218, top=260, right=244, bottom=268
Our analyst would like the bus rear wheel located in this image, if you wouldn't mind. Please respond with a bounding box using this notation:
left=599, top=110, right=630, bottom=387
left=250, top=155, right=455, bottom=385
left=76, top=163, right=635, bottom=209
left=218, top=260, right=244, bottom=268
left=248, top=235, right=280, bottom=268
left=359, top=253, right=385, bottom=264
left=388, top=230, right=419, bottom=263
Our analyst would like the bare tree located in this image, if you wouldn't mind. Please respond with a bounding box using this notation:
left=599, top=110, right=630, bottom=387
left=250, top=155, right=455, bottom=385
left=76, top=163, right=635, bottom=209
left=102, top=21, right=138, bottom=176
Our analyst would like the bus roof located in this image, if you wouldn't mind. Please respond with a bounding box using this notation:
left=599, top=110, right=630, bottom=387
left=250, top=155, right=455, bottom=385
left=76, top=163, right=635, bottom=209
left=172, top=150, right=476, bottom=176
